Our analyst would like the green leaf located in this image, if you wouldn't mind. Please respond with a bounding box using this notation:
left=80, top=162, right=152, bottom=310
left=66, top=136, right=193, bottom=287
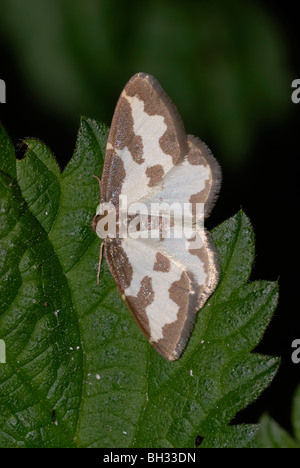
left=0, top=120, right=279, bottom=448
left=257, top=386, right=300, bottom=448
left=292, top=386, right=300, bottom=442
left=200, top=425, right=259, bottom=448
left=258, top=416, right=299, bottom=449
left=0, top=125, right=16, bottom=178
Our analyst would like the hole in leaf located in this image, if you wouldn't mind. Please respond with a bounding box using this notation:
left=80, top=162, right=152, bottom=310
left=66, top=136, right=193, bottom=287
left=195, top=435, right=204, bottom=447
left=15, top=140, right=29, bottom=160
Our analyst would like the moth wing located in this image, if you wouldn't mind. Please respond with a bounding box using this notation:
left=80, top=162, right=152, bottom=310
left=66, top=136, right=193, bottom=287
left=105, top=233, right=218, bottom=361
left=137, top=135, right=221, bottom=219
left=100, top=73, right=188, bottom=207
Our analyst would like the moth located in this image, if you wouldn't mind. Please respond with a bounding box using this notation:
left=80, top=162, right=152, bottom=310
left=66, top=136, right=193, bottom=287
left=91, top=73, right=221, bottom=361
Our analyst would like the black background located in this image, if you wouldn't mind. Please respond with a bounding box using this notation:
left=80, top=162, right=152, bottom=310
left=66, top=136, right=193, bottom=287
left=0, top=0, right=299, bottom=433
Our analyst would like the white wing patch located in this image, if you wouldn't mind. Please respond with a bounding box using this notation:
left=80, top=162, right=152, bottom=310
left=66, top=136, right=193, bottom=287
left=161, top=234, right=207, bottom=286
left=122, top=239, right=180, bottom=342
left=122, top=236, right=206, bottom=343
left=138, top=157, right=211, bottom=217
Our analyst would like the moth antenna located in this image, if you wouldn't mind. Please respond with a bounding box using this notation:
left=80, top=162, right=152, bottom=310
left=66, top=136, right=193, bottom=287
left=97, top=241, right=104, bottom=285
left=93, top=174, right=101, bottom=202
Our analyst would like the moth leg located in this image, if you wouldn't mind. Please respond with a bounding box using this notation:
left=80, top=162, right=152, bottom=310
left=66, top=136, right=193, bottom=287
left=97, top=241, right=104, bottom=285
left=93, top=174, right=101, bottom=202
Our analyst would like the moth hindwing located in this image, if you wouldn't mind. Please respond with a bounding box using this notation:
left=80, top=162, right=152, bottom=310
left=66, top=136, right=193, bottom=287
left=91, top=73, right=221, bottom=361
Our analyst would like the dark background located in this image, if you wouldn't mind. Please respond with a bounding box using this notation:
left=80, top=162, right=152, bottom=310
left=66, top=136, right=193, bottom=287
left=0, top=0, right=299, bottom=432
